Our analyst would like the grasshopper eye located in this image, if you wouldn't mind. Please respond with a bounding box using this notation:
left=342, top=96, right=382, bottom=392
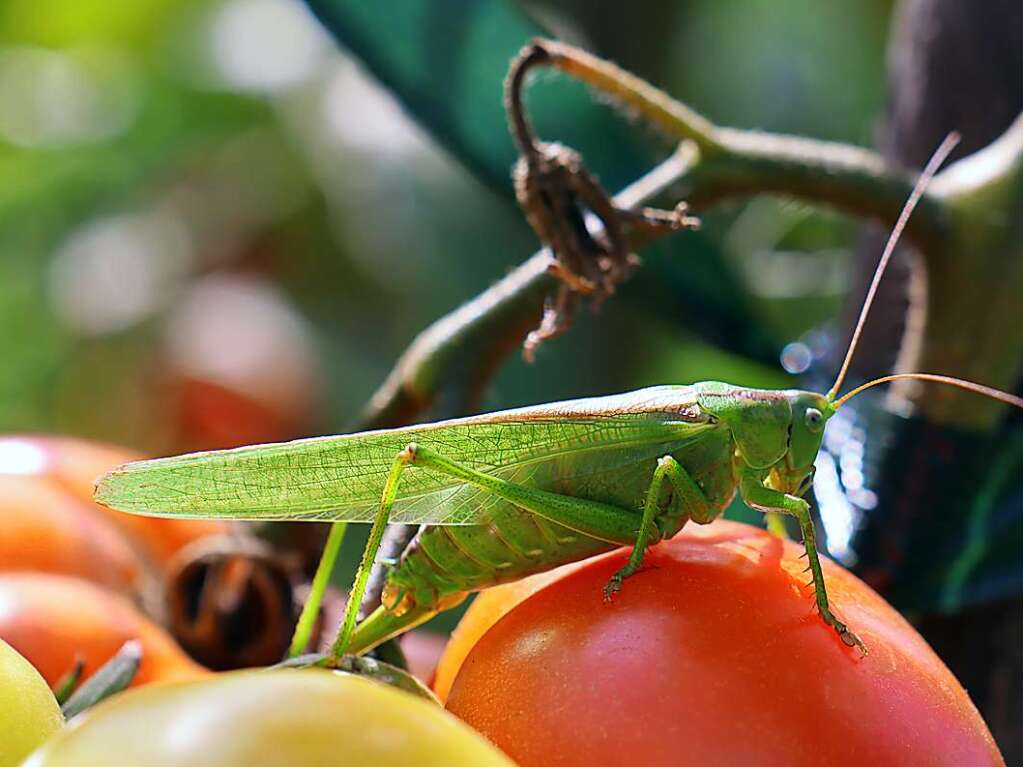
left=804, top=408, right=824, bottom=432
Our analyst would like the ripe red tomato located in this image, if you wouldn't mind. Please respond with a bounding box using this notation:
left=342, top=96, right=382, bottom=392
left=0, top=435, right=227, bottom=568
left=0, top=573, right=208, bottom=688
left=0, top=474, right=145, bottom=596
left=440, top=520, right=1004, bottom=766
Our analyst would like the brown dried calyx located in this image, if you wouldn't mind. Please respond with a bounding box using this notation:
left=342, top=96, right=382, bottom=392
left=506, top=41, right=698, bottom=361
left=513, top=141, right=697, bottom=360
left=164, top=535, right=298, bottom=669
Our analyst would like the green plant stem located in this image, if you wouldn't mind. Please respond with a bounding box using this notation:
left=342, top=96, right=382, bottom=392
left=357, top=145, right=695, bottom=429
left=536, top=39, right=718, bottom=150
left=288, top=521, right=347, bottom=657
left=61, top=641, right=141, bottom=719
left=359, top=140, right=949, bottom=433
left=534, top=38, right=949, bottom=254
left=364, top=39, right=1023, bottom=436
left=51, top=658, right=84, bottom=705
left=537, top=38, right=1023, bottom=427
left=903, top=113, right=1023, bottom=426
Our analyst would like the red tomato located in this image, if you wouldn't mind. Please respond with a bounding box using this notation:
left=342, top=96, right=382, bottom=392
left=160, top=274, right=324, bottom=452
left=0, top=474, right=145, bottom=596
left=0, top=573, right=208, bottom=688
left=440, top=520, right=1004, bottom=767
left=0, top=435, right=227, bottom=568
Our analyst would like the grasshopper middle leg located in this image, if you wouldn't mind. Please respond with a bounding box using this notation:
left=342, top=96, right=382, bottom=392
left=602, top=454, right=712, bottom=600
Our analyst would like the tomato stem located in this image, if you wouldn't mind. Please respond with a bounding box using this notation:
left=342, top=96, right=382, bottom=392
left=289, top=522, right=347, bottom=657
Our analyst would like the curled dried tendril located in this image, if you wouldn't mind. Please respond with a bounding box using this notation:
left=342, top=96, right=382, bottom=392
left=506, top=42, right=698, bottom=361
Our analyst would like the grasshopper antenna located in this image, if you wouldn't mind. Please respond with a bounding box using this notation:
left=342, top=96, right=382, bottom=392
left=832, top=373, right=1023, bottom=410
left=828, top=131, right=1023, bottom=414
left=826, top=132, right=960, bottom=402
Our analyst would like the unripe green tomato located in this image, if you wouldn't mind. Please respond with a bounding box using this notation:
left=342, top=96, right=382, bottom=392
left=0, top=639, right=62, bottom=767
left=22, top=669, right=514, bottom=767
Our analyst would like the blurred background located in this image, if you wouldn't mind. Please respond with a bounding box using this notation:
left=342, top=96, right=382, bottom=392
left=0, top=0, right=892, bottom=452
left=3, top=0, right=943, bottom=672
left=0, top=0, right=904, bottom=650
left=6, top=0, right=1023, bottom=753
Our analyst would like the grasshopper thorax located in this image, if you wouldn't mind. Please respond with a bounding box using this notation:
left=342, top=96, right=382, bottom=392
left=694, top=382, right=833, bottom=497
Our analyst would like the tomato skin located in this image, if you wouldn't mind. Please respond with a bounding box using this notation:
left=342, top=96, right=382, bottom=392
left=0, top=639, right=62, bottom=767
left=0, top=574, right=207, bottom=688
left=0, top=475, right=145, bottom=596
left=0, top=435, right=227, bottom=567
left=23, top=669, right=516, bottom=767
left=441, top=520, right=1004, bottom=767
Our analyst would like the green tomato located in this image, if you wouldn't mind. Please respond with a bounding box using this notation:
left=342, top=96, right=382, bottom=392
left=22, top=669, right=514, bottom=767
left=0, top=639, right=62, bottom=767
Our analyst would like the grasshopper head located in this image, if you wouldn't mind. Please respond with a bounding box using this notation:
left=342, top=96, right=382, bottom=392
left=775, top=390, right=835, bottom=497
left=695, top=383, right=834, bottom=497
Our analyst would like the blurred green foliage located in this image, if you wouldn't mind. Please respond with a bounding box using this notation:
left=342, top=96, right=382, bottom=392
left=0, top=0, right=892, bottom=453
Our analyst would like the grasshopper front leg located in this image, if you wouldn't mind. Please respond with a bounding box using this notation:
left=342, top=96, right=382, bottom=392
left=739, top=468, right=867, bottom=654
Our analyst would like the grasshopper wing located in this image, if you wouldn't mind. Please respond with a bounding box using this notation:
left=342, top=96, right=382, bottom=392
left=95, top=386, right=711, bottom=524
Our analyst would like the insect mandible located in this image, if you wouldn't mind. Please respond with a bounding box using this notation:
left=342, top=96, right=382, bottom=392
left=95, top=135, right=1023, bottom=660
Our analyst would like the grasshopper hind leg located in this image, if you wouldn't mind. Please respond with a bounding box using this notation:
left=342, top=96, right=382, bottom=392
left=331, top=445, right=418, bottom=657
left=335, top=441, right=655, bottom=657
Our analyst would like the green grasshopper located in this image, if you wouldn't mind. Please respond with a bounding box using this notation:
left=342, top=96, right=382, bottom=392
left=95, top=136, right=1023, bottom=659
